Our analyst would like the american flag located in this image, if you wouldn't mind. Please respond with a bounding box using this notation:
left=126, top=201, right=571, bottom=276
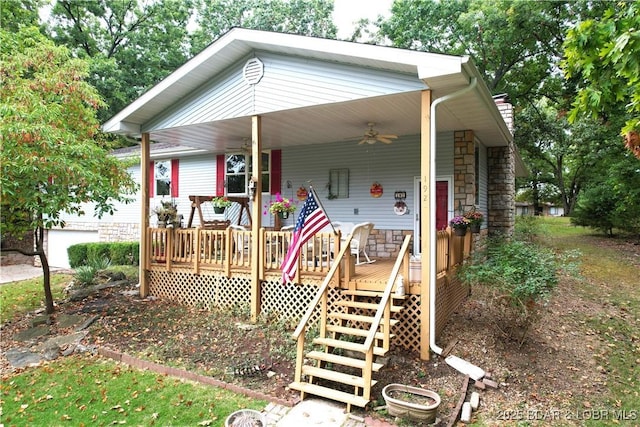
left=281, top=189, right=330, bottom=284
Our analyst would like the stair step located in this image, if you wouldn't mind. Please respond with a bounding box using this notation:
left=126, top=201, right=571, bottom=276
left=329, top=312, right=399, bottom=327
left=313, top=337, right=387, bottom=356
left=302, top=365, right=378, bottom=388
left=326, top=324, right=394, bottom=341
left=306, top=351, right=384, bottom=371
left=288, top=381, right=370, bottom=408
left=336, top=300, right=403, bottom=312
left=341, top=289, right=406, bottom=300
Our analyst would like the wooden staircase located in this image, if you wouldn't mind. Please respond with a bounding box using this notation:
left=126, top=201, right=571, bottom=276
left=289, top=235, right=412, bottom=411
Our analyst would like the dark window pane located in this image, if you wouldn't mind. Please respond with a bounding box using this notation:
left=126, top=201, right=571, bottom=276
left=227, top=175, right=246, bottom=194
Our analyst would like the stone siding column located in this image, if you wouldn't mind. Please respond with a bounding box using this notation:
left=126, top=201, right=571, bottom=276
left=454, top=130, right=476, bottom=214
left=488, top=144, right=515, bottom=236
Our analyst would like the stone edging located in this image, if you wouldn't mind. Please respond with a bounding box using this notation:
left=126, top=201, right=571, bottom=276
left=97, top=347, right=295, bottom=408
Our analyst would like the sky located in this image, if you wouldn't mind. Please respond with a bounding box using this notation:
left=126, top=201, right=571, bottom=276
left=333, top=0, right=394, bottom=39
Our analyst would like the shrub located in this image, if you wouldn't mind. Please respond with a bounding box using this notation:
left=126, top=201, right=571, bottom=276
left=67, top=242, right=139, bottom=267
left=514, top=215, right=543, bottom=242
left=67, top=244, right=88, bottom=268
left=459, top=237, right=579, bottom=345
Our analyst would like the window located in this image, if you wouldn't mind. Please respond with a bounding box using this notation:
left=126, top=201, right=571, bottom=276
left=150, top=159, right=179, bottom=197
left=328, top=168, right=349, bottom=199
left=225, top=152, right=271, bottom=195
left=155, top=160, right=171, bottom=196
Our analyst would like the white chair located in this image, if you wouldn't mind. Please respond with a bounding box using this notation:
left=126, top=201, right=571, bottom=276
left=349, top=222, right=375, bottom=265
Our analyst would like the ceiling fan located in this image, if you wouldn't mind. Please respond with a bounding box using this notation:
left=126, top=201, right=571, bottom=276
left=358, top=122, right=398, bottom=145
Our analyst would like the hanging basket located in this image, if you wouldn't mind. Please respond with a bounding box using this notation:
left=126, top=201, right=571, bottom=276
left=296, top=186, right=308, bottom=200
left=213, top=207, right=226, bottom=214
left=470, top=223, right=481, bottom=233
left=453, top=226, right=468, bottom=236
left=277, top=211, right=289, bottom=220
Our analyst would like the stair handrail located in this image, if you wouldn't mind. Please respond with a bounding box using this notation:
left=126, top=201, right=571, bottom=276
left=292, top=234, right=353, bottom=340
left=363, top=235, right=412, bottom=351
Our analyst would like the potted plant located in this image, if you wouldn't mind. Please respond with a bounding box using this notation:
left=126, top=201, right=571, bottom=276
left=153, top=199, right=178, bottom=228
left=464, top=209, right=484, bottom=233
left=211, top=196, right=232, bottom=214
left=449, top=215, right=470, bottom=236
left=266, top=193, right=296, bottom=219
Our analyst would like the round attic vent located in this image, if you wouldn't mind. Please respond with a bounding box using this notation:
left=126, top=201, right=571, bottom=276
left=243, top=58, right=264, bottom=85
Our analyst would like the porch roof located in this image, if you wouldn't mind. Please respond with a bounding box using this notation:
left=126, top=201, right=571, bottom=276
left=103, top=28, right=513, bottom=152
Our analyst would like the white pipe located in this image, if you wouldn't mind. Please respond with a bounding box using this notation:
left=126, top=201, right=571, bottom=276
left=429, top=77, right=478, bottom=356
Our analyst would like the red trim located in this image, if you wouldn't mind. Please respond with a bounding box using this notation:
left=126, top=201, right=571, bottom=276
left=271, top=149, right=281, bottom=194
left=216, top=155, right=225, bottom=196
left=149, top=161, right=154, bottom=197
left=171, top=159, right=179, bottom=197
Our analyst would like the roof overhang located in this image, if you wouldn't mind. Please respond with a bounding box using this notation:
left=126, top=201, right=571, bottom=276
left=103, top=28, right=514, bottom=152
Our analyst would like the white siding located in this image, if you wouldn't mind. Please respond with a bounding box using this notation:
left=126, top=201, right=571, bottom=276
left=279, top=132, right=455, bottom=230
left=146, top=51, right=425, bottom=132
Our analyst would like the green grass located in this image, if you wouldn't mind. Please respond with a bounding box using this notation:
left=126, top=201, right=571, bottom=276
left=0, top=354, right=266, bottom=426
left=0, top=273, right=72, bottom=324
left=536, top=217, right=640, bottom=425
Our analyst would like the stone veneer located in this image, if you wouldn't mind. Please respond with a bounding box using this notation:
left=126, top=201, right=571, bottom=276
left=454, top=130, right=476, bottom=214
left=487, top=144, right=515, bottom=236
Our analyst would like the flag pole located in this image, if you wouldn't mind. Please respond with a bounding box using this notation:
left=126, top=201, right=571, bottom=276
left=309, top=185, right=336, bottom=235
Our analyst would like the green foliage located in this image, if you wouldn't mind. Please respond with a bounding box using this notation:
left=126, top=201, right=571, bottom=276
left=67, top=244, right=88, bottom=268
left=74, top=254, right=112, bottom=287
left=191, top=0, right=337, bottom=54
left=562, top=1, right=640, bottom=137
left=571, top=151, right=640, bottom=236
left=68, top=242, right=139, bottom=267
left=1, top=354, right=266, bottom=426
left=514, top=215, right=543, bottom=242
left=459, top=235, right=580, bottom=343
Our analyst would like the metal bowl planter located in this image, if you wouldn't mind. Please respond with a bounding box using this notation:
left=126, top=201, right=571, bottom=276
left=225, top=409, right=266, bottom=427
left=382, top=384, right=441, bottom=424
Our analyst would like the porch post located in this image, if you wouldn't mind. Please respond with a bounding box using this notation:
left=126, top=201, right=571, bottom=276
left=420, top=90, right=432, bottom=361
left=140, top=132, right=150, bottom=297
left=250, top=115, right=263, bottom=322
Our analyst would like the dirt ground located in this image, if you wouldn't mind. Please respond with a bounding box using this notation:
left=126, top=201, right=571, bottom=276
left=1, top=234, right=638, bottom=426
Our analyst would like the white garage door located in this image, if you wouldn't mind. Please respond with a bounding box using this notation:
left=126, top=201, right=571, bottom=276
left=47, top=230, right=100, bottom=268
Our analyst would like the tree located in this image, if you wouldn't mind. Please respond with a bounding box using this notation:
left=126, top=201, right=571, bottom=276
left=190, top=0, right=337, bottom=54
left=562, top=1, right=640, bottom=158
left=0, top=0, right=44, bottom=32
left=0, top=27, right=137, bottom=314
left=48, top=0, right=195, bottom=123
left=377, top=0, right=594, bottom=102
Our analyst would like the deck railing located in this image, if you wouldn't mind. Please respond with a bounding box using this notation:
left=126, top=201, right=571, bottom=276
left=146, top=226, right=471, bottom=279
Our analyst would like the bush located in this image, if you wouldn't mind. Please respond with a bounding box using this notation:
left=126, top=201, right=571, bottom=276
left=67, top=244, right=88, bottom=268
left=67, top=242, right=139, bottom=267
left=459, top=237, right=579, bottom=345
left=514, top=216, right=543, bottom=242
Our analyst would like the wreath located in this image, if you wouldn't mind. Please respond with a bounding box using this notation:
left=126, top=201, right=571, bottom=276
left=370, top=182, right=383, bottom=198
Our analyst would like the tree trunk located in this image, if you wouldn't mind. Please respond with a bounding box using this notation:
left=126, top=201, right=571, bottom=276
left=34, top=225, right=55, bottom=314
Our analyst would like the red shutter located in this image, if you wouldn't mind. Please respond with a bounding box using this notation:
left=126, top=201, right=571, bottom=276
left=271, top=149, right=281, bottom=195
left=149, top=161, right=154, bottom=197
left=216, top=155, right=225, bottom=196
left=171, top=159, right=179, bottom=197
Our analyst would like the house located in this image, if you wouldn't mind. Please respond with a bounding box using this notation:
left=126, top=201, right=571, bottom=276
left=516, top=201, right=564, bottom=217
left=49, top=28, right=524, bottom=409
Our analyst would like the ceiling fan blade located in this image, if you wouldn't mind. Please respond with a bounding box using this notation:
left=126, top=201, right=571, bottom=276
left=377, top=136, right=394, bottom=144
left=378, top=134, right=398, bottom=139
left=358, top=138, right=368, bottom=145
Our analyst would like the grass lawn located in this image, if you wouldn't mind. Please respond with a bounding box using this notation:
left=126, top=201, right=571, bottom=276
left=1, top=354, right=266, bottom=426
left=537, top=217, right=640, bottom=424
left=0, top=268, right=268, bottom=427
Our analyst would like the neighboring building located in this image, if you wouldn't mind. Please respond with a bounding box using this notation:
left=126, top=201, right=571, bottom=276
left=516, top=201, right=564, bottom=217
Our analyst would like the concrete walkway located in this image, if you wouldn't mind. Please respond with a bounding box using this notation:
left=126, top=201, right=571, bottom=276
left=0, top=264, right=70, bottom=284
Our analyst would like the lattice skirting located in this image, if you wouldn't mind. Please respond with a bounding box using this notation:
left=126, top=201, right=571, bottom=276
left=147, top=271, right=469, bottom=354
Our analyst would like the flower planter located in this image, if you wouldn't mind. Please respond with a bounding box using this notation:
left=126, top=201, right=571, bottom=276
left=214, top=207, right=226, bottom=214
left=278, top=211, right=289, bottom=220
left=470, top=223, right=481, bottom=233
left=453, top=226, right=468, bottom=236
left=225, top=409, right=266, bottom=427
left=382, top=384, right=441, bottom=424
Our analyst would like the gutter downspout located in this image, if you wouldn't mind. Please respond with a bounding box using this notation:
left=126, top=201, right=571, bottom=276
left=429, top=77, right=485, bottom=381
